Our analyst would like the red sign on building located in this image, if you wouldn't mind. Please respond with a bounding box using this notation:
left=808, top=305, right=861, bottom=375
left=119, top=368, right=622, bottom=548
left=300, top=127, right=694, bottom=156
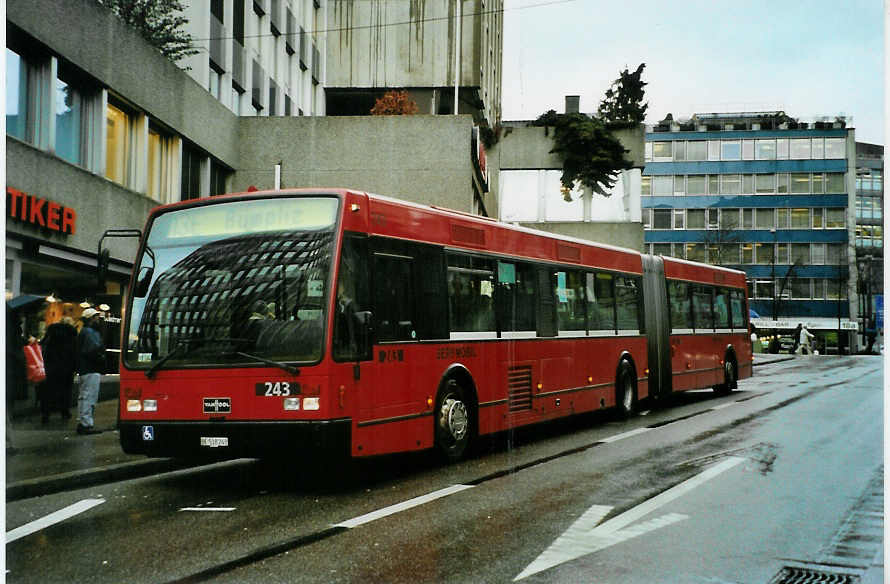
left=6, top=187, right=77, bottom=235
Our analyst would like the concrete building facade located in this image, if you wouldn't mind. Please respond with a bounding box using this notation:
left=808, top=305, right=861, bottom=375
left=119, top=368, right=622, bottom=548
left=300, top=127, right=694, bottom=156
left=642, top=112, right=860, bottom=353
left=854, top=142, right=883, bottom=350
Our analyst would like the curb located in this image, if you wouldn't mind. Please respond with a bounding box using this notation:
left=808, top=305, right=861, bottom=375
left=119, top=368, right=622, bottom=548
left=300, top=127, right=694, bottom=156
left=6, top=458, right=195, bottom=502
left=752, top=356, right=796, bottom=367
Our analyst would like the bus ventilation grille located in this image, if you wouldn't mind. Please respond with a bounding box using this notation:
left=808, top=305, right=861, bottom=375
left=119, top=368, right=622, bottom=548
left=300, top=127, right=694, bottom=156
left=767, top=566, right=860, bottom=584
left=507, top=366, right=533, bottom=412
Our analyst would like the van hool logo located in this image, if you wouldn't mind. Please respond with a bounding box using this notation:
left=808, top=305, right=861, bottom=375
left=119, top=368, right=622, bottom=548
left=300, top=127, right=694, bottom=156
left=203, top=398, right=231, bottom=414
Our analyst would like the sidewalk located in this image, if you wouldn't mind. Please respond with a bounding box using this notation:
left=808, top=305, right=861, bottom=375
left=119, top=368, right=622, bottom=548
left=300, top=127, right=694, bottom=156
left=6, top=388, right=192, bottom=502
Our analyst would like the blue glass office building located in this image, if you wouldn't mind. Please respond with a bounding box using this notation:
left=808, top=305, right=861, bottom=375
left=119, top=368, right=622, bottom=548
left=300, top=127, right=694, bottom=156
left=642, top=112, right=859, bottom=353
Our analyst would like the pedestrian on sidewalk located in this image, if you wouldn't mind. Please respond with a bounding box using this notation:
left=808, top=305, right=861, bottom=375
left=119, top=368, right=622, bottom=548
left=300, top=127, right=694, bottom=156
left=798, top=324, right=815, bottom=356
left=76, top=309, right=105, bottom=435
left=41, top=316, right=78, bottom=423
left=6, top=309, right=27, bottom=454
left=23, top=335, right=47, bottom=422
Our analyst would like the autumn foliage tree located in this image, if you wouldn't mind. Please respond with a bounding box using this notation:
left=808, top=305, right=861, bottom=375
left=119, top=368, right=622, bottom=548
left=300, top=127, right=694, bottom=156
left=370, top=90, right=419, bottom=116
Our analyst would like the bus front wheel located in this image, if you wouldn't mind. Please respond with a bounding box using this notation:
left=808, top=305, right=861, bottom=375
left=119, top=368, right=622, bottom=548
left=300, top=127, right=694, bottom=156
left=435, top=380, right=473, bottom=462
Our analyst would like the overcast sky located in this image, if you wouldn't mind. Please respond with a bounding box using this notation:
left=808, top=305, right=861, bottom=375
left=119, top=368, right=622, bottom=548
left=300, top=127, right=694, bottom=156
left=502, top=0, right=885, bottom=145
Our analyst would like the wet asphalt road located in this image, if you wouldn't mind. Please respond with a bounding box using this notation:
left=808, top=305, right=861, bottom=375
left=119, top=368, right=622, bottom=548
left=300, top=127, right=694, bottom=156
left=5, top=356, right=883, bottom=583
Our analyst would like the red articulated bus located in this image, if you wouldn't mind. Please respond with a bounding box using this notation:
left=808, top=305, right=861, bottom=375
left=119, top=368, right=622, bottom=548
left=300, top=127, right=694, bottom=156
left=117, top=188, right=752, bottom=461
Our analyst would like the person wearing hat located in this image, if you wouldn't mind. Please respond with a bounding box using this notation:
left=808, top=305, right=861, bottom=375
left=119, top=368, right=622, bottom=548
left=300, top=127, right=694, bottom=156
left=75, top=308, right=105, bottom=435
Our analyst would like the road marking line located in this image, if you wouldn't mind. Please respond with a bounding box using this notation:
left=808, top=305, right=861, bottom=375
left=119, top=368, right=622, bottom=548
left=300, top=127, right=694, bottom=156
left=179, top=507, right=237, bottom=512
left=598, top=427, right=652, bottom=443
left=333, top=484, right=474, bottom=529
left=515, top=456, right=745, bottom=580
left=6, top=499, right=106, bottom=544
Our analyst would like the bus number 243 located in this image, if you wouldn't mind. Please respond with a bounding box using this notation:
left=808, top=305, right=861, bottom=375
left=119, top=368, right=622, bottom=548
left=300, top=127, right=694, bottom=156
left=255, top=382, right=293, bottom=396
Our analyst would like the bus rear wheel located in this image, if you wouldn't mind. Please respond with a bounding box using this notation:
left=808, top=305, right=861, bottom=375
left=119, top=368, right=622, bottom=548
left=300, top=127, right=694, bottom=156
left=616, top=361, right=637, bottom=418
left=435, top=380, right=473, bottom=462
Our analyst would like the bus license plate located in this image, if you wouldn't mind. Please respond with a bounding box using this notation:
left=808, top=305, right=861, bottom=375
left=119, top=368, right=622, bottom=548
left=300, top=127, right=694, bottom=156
left=200, top=437, right=229, bottom=448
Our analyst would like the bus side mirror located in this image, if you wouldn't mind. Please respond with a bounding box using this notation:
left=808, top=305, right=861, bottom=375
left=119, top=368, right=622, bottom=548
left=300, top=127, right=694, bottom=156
left=134, top=266, right=154, bottom=298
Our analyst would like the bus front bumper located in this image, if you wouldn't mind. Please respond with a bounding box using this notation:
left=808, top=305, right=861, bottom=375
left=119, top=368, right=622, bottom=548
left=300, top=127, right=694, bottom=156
left=119, top=418, right=352, bottom=459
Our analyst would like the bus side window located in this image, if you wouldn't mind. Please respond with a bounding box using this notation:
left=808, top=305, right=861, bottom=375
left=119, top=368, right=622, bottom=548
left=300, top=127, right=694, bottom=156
left=692, top=285, right=715, bottom=331
left=616, top=276, right=642, bottom=332
left=592, top=273, right=616, bottom=332
left=730, top=290, right=746, bottom=328
left=497, top=261, right=537, bottom=333
left=373, top=254, right=416, bottom=342
left=554, top=270, right=585, bottom=332
left=333, top=234, right=370, bottom=361
left=668, top=280, right=692, bottom=330
left=714, top=288, right=730, bottom=329
left=447, top=255, right=495, bottom=334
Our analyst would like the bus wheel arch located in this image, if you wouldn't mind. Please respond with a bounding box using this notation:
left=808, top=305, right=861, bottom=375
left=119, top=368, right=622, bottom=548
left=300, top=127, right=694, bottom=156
left=434, top=366, right=478, bottom=462
left=615, top=354, right=638, bottom=418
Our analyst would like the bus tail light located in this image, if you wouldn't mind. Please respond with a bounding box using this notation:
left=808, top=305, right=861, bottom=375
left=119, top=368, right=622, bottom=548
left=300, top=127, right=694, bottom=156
left=126, top=400, right=142, bottom=412
left=283, top=398, right=300, bottom=411
left=303, top=397, right=320, bottom=411
left=143, top=400, right=158, bottom=412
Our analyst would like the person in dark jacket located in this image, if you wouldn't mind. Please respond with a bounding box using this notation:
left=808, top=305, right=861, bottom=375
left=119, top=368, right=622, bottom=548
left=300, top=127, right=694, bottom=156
left=76, top=308, right=105, bottom=435
left=6, top=308, right=27, bottom=453
left=41, top=316, right=78, bottom=423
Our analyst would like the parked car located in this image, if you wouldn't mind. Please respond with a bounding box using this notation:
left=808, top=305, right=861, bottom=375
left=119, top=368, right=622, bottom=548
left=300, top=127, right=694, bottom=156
left=778, top=336, right=795, bottom=353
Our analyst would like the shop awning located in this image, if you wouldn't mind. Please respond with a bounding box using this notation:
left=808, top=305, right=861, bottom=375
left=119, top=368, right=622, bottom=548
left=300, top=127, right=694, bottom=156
left=6, top=294, right=47, bottom=310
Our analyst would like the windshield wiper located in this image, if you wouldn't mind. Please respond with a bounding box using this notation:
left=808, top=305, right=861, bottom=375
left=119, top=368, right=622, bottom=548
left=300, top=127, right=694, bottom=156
left=145, top=341, right=189, bottom=379
left=224, top=351, right=300, bottom=376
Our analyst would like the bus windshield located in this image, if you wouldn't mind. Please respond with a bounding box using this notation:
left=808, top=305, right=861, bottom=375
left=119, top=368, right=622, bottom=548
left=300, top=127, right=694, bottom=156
left=124, top=197, right=339, bottom=370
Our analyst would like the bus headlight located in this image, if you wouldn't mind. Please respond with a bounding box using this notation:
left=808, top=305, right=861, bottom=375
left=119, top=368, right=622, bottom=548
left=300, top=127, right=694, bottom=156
left=283, top=398, right=300, bottom=411
left=127, top=400, right=142, bottom=412
left=302, top=397, right=320, bottom=411
left=143, top=400, right=158, bottom=412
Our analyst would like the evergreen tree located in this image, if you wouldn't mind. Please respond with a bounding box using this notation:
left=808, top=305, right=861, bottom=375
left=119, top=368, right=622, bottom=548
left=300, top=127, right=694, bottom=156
left=97, top=0, right=198, bottom=63
left=597, top=63, right=648, bottom=127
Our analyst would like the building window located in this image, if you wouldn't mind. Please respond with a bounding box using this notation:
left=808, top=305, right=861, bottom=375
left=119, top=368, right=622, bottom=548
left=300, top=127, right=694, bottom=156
left=755, top=139, right=776, bottom=160
left=686, top=209, right=705, bottom=229
left=719, top=208, right=739, bottom=230
left=741, top=243, right=754, bottom=264
left=777, top=173, right=789, bottom=194
left=791, top=173, right=810, bottom=194
left=742, top=140, right=754, bottom=160
left=791, top=279, right=811, bottom=300
left=147, top=127, right=175, bottom=202
left=826, top=173, right=845, bottom=193
left=673, top=209, right=685, bottom=229
left=812, top=137, right=824, bottom=159
left=790, top=208, right=810, bottom=228
left=209, top=160, right=230, bottom=196
left=641, top=176, right=651, bottom=195
left=826, top=208, right=845, bottom=228
left=776, top=208, right=789, bottom=229
left=825, top=138, right=845, bottom=159
left=742, top=174, right=754, bottom=194
left=812, top=208, right=823, bottom=228
left=687, top=141, right=707, bottom=161
left=755, top=173, right=775, bottom=194
left=776, top=138, right=789, bottom=159
left=755, top=208, right=775, bottom=230
left=707, top=208, right=719, bottom=229
left=721, top=140, right=741, bottom=160
left=776, top=243, right=790, bottom=264
left=652, top=209, right=671, bottom=229
left=708, top=140, right=720, bottom=161
left=791, top=243, right=810, bottom=265
left=6, top=48, right=28, bottom=141
left=54, top=73, right=84, bottom=166
left=687, top=175, right=706, bottom=195
left=811, top=243, right=825, bottom=265
left=673, top=141, right=686, bottom=161
left=755, top=243, right=774, bottom=265
left=721, top=174, right=741, bottom=195
left=686, top=243, right=705, bottom=263
left=653, top=243, right=671, bottom=256
left=181, top=142, right=203, bottom=200
left=790, top=138, right=811, bottom=159
left=106, top=102, right=133, bottom=186
left=652, top=176, right=672, bottom=196
left=812, top=173, right=824, bottom=194
left=708, top=175, right=719, bottom=194
left=652, top=141, right=671, bottom=160
left=742, top=208, right=753, bottom=229
left=673, top=175, right=685, bottom=195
